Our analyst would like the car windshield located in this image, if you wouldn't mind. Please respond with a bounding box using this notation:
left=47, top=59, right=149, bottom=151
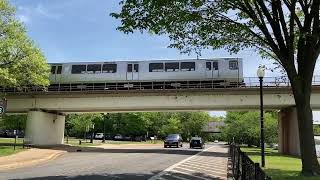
left=166, top=134, right=179, bottom=139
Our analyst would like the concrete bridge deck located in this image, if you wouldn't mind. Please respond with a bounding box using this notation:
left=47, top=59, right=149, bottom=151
left=5, top=86, right=320, bottom=113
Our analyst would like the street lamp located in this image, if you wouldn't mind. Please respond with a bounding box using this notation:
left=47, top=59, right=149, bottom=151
left=102, top=113, right=109, bottom=143
left=90, top=123, right=95, bottom=143
left=257, top=66, right=265, bottom=167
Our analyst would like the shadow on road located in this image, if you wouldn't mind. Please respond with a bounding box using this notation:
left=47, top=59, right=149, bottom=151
left=33, top=144, right=229, bottom=158
left=12, top=171, right=225, bottom=180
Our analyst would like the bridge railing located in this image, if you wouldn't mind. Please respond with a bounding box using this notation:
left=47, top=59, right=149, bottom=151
left=1, top=76, right=320, bottom=93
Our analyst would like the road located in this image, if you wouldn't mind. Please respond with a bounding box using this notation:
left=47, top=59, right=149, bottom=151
left=0, top=143, right=228, bottom=180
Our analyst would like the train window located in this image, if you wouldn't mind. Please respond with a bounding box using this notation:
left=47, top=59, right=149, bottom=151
left=71, top=65, right=86, bottom=74
left=51, top=66, right=56, bottom=74
left=181, top=62, right=195, bottom=71
left=103, top=64, right=117, bottom=73
left=149, top=63, right=164, bottom=72
left=213, top=62, right=218, bottom=70
left=87, top=64, right=101, bottom=74
left=229, top=61, right=238, bottom=70
left=56, top=66, right=62, bottom=74
left=165, top=62, right=179, bottom=72
left=127, top=64, right=132, bottom=72
left=134, top=64, right=139, bottom=72
left=206, top=62, right=211, bottom=71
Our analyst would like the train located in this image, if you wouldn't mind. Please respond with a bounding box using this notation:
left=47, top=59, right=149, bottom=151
left=48, top=58, right=244, bottom=90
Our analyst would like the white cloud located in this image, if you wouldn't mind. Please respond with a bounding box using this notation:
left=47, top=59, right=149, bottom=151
left=34, top=4, right=61, bottom=20
left=15, top=3, right=62, bottom=25
left=17, top=14, right=30, bottom=24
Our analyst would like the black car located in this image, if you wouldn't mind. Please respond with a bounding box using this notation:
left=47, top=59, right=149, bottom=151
left=189, top=137, right=204, bottom=149
left=164, top=134, right=183, bottom=148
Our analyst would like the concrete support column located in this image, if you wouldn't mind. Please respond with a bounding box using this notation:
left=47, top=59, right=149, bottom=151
left=278, top=107, right=300, bottom=156
left=25, top=110, right=65, bottom=145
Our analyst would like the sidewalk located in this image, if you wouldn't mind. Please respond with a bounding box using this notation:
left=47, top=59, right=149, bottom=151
left=0, top=148, right=66, bottom=171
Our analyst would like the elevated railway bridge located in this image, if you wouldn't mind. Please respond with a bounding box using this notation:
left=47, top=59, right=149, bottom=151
left=2, top=76, right=320, bottom=156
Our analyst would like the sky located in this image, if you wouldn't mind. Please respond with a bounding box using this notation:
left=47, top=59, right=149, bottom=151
left=8, top=0, right=320, bottom=122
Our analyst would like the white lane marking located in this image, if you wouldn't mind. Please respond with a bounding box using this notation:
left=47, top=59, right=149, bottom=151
left=179, top=163, right=227, bottom=173
left=170, top=169, right=212, bottom=180
left=182, top=162, right=227, bottom=170
left=148, top=146, right=215, bottom=180
left=173, top=167, right=226, bottom=179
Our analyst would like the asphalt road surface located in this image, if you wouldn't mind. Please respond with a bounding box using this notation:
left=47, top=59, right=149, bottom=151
left=0, top=143, right=228, bottom=180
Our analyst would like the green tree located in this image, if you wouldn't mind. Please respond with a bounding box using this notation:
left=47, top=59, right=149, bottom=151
left=0, top=0, right=49, bottom=88
left=221, top=111, right=278, bottom=146
left=0, top=114, right=26, bottom=130
left=67, top=114, right=98, bottom=138
left=178, top=112, right=211, bottom=141
left=111, top=0, right=320, bottom=174
left=162, top=116, right=182, bottom=135
left=314, top=125, right=320, bottom=136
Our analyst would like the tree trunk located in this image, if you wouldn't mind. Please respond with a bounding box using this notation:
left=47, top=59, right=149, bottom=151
left=291, top=79, right=320, bottom=175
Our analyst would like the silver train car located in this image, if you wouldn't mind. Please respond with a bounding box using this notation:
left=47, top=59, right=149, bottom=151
left=49, top=58, right=243, bottom=90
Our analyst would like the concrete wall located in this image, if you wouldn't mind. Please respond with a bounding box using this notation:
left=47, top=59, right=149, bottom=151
left=25, top=110, right=65, bottom=145
left=278, top=107, right=300, bottom=156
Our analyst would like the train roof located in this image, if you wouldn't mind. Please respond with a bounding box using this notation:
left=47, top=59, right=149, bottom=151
left=48, top=58, right=242, bottom=64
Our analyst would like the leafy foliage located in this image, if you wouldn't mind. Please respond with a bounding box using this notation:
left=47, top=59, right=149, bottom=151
left=221, top=111, right=278, bottom=146
left=0, top=114, right=26, bottom=130
left=0, top=0, right=49, bottom=88
left=65, top=112, right=211, bottom=140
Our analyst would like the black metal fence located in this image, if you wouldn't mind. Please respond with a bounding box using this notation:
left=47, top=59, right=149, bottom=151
left=229, top=144, right=271, bottom=180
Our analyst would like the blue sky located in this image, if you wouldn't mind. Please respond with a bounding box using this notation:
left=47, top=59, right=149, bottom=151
left=9, top=0, right=320, bottom=121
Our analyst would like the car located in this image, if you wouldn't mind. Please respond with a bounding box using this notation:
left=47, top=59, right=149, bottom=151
left=164, top=134, right=183, bottom=148
left=94, top=133, right=104, bottom=139
left=114, top=134, right=124, bottom=141
left=190, top=137, right=204, bottom=149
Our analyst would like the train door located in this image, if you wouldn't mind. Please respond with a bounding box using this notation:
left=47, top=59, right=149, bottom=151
left=50, top=65, right=63, bottom=83
left=212, top=61, right=219, bottom=78
left=205, top=61, right=219, bottom=79
left=55, top=65, right=63, bottom=83
left=126, top=63, right=139, bottom=80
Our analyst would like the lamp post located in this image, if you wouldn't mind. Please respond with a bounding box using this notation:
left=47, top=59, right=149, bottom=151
left=90, top=123, right=95, bottom=143
left=102, top=113, right=109, bottom=143
left=257, top=66, right=265, bottom=167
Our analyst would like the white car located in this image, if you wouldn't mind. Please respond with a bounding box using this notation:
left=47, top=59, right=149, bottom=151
left=94, top=133, right=104, bottom=139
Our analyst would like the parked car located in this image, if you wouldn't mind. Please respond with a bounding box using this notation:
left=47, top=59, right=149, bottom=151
left=190, top=137, right=204, bottom=149
left=94, top=133, right=104, bottom=139
left=104, top=134, right=113, bottom=140
left=134, top=136, right=146, bottom=142
left=114, top=134, right=124, bottom=141
left=164, top=134, right=183, bottom=148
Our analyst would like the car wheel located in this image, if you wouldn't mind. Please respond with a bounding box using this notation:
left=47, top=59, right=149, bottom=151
left=180, top=143, right=183, bottom=147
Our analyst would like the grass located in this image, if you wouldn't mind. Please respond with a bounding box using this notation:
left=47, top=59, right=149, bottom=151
left=0, top=137, right=24, bottom=144
left=0, top=146, right=25, bottom=157
left=64, top=137, right=163, bottom=147
left=241, top=147, right=320, bottom=180
left=0, top=138, right=27, bottom=157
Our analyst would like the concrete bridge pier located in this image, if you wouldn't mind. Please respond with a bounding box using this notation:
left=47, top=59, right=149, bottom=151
left=278, top=107, right=300, bottom=156
left=25, top=110, right=65, bottom=145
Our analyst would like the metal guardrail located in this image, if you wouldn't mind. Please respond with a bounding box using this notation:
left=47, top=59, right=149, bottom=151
left=229, top=144, right=271, bottom=180
left=0, top=76, right=320, bottom=94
